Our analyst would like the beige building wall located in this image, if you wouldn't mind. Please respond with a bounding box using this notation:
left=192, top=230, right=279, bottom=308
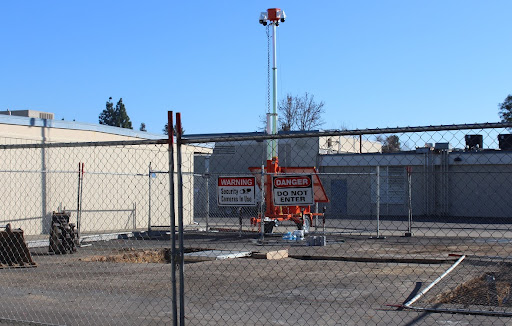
left=0, top=118, right=210, bottom=236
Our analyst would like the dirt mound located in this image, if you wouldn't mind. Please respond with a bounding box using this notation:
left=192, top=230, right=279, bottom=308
left=432, top=263, right=512, bottom=307
left=80, top=248, right=171, bottom=264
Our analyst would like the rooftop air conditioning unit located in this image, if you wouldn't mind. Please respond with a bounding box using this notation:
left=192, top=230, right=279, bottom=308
left=434, top=142, right=451, bottom=151
left=465, top=135, right=483, bottom=150
left=498, top=134, right=512, bottom=150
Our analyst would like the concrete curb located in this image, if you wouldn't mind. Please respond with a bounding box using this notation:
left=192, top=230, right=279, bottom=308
left=27, top=232, right=134, bottom=248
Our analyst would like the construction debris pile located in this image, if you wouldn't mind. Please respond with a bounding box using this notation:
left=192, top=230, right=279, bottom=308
left=49, top=211, right=78, bottom=254
left=0, top=224, right=36, bottom=268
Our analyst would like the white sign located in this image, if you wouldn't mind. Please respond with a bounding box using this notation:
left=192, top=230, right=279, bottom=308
left=272, top=175, right=314, bottom=206
left=217, top=176, right=256, bottom=206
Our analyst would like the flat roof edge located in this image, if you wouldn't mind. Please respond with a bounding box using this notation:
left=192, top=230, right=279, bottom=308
left=0, top=115, right=164, bottom=140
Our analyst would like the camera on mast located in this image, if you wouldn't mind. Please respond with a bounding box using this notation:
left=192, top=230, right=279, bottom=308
left=259, top=8, right=286, bottom=26
left=259, top=12, right=268, bottom=26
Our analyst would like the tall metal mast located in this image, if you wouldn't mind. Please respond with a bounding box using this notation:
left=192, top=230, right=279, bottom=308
left=259, top=8, right=286, bottom=161
left=253, top=9, right=328, bottom=236
left=259, top=8, right=287, bottom=223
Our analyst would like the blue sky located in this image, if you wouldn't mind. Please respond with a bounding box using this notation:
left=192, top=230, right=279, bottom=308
left=1, top=1, right=511, bottom=135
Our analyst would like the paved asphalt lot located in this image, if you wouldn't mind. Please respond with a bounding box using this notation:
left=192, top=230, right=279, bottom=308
left=2, top=221, right=512, bottom=325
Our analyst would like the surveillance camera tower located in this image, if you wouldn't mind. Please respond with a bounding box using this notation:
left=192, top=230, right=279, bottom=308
left=259, top=8, right=285, bottom=161
left=251, top=8, right=328, bottom=236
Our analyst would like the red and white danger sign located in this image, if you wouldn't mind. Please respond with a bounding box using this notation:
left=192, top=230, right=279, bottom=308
left=272, top=175, right=314, bottom=206
left=217, top=176, right=256, bottom=206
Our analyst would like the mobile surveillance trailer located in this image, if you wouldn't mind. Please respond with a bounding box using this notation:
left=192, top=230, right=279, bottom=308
left=252, top=9, right=329, bottom=234
left=249, top=163, right=328, bottom=234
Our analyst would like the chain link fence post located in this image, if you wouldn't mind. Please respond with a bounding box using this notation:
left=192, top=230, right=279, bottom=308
left=175, top=112, right=186, bottom=326
left=167, top=111, right=178, bottom=326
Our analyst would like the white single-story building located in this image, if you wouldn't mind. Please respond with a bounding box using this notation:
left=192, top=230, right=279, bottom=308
left=0, top=111, right=210, bottom=236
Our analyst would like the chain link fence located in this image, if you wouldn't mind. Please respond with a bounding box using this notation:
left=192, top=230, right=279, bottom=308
left=1, top=121, right=512, bottom=325
left=187, top=124, right=512, bottom=237
left=0, top=138, right=181, bottom=325
left=178, top=122, right=512, bottom=325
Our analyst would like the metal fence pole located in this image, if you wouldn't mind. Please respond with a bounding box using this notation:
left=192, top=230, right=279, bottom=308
left=238, top=207, right=243, bottom=237
left=260, top=164, right=265, bottom=242
left=205, top=156, right=210, bottom=233
left=372, top=166, right=384, bottom=239
left=176, top=113, right=185, bottom=326
left=406, top=166, right=413, bottom=237
left=315, top=202, right=318, bottom=232
left=76, top=162, right=81, bottom=241
left=78, top=163, right=84, bottom=242
left=148, top=162, right=152, bottom=233
left=377, top=166, right=380, bottom=237
left=133, top=202, right=136, bottom=229
left=167, top=112, right=178, bottom=326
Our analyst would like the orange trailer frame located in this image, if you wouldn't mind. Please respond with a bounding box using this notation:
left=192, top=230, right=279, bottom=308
left=249, top=157, right=329, bottom=233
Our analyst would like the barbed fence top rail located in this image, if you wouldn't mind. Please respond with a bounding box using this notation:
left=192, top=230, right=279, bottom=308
left=181, top=121, right=512, bottom=144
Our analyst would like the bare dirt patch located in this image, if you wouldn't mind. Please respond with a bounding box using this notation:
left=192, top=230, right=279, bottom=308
left=79, top=248, right=172, bottom=263
left=431, top=262, right=512, bottom=307
left=78, top=247, right=216, bottom=264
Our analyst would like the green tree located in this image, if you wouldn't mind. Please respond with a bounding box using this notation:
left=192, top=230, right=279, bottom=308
left=498, top=94, right=512, bottom=122
left=98, top=97, right=132, bottom=129
left=278, top=92, right=325, bottom=131
left=98, top=98, right=116, bottom=126
left=163, top=123, right=184, bottom=136
left=377, top=135, right=401, bottom=153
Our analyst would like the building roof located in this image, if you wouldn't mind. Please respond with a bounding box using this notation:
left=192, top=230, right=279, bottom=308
left=0, top=114, right=164, bottom=140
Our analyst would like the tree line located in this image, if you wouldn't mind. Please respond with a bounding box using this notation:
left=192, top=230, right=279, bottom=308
left=99, top=97, right=140, bottom=130
left=97, top=93, right=400, bottom=151
left=98, top=93, right=326, bottom=135
left=499, top=95, right=512, bottom=123
left=98, top=93, right=512, bottom=150
left=98, top=97, right=183, bottom=134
